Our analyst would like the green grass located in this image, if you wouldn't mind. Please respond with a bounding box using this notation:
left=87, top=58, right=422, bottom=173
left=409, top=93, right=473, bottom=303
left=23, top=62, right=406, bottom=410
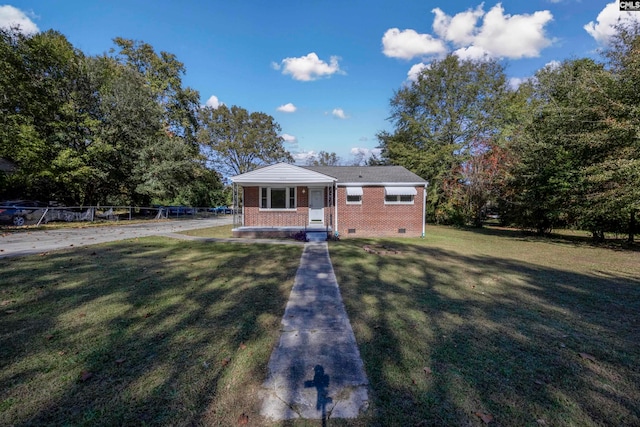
left=0, top=237, right=302, bottom=426
left=330, top=225, right=640, bottom=426
left=180, top=224, right=234, bottom=239
left=2, top=225, right=639, bottom=426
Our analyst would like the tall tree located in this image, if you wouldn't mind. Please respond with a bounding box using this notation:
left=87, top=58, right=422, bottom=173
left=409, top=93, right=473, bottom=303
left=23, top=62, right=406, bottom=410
left=505, top=51, right=639, bottom=240
left=111, top=38, right=200, bottom=145
left=307, top=151, right=341, bottom=166
left=0, top=29, right=218, bottom=206
left=598, top=23, right=640, bottom=242
left=378, top=54, right=508, bottom=222
left=0, top=28, right=100, bottom=203
left=198, top=105, right=293, bottom=176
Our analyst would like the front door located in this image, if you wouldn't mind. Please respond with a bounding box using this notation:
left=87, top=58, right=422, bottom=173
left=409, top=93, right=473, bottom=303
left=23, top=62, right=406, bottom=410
left=308, top=188, right=324, bottom=224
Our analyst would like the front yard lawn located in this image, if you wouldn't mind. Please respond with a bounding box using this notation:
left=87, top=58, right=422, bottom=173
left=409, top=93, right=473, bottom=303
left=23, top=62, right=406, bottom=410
left=2, top=225, right=638, bottom=426
left=330, top=225, right=640, bottom=426
left=0, top=238, right=301, bottom=426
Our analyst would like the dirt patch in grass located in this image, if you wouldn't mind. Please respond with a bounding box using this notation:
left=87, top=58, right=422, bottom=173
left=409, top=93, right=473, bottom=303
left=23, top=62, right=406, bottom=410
left=0, top=237, right=302, bottom=426
left=331, top=225, right=640, bottom=426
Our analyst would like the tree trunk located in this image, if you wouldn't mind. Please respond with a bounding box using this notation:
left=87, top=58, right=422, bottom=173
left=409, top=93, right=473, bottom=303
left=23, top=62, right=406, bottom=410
left=629, top=210, right=636, bottom=244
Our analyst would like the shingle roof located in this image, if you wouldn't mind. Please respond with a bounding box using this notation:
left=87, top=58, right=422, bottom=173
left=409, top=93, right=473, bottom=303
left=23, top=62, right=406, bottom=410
left=302, top=165, right=427, bottom=184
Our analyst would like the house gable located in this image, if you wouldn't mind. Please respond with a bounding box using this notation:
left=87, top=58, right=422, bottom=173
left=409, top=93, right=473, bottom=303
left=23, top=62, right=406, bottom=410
left=231, top=163, right=336, bottom=186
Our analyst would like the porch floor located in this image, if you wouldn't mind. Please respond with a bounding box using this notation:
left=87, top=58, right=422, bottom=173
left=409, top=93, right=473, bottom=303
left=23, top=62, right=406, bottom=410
left=232, top=225, right=332, bottom=240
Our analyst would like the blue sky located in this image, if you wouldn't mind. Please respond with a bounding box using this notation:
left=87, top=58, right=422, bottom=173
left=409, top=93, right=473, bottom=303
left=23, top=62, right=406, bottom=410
left=1, top=1, right=638, bottom=164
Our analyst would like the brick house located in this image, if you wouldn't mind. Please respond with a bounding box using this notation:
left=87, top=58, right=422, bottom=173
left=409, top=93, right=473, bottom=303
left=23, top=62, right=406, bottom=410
left=230, top=162, right=427, bottom=239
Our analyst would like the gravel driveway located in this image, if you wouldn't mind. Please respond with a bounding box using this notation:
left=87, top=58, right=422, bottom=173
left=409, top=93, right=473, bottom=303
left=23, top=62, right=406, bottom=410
left=0, top=217, right=233, bottom=259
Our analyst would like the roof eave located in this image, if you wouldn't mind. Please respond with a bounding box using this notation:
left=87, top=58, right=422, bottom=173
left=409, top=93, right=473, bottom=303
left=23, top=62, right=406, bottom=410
left=232, top=179, right=337, bottom=186
left=339, top=182, right=428, bottom=187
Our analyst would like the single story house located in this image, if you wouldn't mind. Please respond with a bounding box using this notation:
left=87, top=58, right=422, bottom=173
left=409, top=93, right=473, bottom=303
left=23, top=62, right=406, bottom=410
left=230, top=162, right=427, bottom=239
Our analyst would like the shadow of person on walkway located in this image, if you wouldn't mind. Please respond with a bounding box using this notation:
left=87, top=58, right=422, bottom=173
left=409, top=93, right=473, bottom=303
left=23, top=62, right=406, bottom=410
left=304, top=364, right=332, bottom=425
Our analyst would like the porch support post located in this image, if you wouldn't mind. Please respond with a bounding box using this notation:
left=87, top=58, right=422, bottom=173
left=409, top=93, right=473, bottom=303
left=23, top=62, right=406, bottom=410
left=334, top=182, right=338, bottom=238
left=233, top=183, right=242, bottom=227
left=422, top=184, right=427, bottom=237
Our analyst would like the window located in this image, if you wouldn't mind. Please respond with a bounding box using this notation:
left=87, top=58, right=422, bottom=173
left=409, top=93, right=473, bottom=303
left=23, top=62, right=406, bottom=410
left=260, top=187, right=296, bottom=209
left=345, top=187, right=363, bottom=204
left=385, top=194, right=414, bottom=204
left=384, top=187, right=416, bottom=204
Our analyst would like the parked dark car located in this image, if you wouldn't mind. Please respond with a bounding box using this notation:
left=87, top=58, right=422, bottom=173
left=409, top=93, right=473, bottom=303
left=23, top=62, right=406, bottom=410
left=0, top=200, right=48, bottom=226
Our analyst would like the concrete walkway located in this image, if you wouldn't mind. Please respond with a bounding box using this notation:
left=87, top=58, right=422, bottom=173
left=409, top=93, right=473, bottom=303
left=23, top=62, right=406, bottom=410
left=260, top=242, right=369, bottom=421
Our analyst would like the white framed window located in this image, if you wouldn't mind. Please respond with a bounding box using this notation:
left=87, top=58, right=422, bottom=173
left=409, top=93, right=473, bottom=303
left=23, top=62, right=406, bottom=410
left=384, top=187, right=416, bottom=204
left=260, top=187, right=296, bottom=209
left=346, top=187, right=363, bottom=205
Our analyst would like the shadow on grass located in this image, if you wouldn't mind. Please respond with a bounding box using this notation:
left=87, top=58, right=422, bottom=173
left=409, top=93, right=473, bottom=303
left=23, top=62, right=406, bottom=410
left=467, top=225, right=640, bottom=252
left=331, top=237, right=640, bottom=426
left=0, top=238, right=302, bottom=426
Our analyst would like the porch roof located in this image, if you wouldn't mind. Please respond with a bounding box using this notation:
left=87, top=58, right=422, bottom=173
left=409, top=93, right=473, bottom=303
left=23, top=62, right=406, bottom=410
left=231, top=163, right=337, bottom=186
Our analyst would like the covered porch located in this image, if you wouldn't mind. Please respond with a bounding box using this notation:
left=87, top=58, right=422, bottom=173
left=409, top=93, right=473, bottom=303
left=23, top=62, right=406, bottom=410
left=230, top=163, right=338, bottom=240
left=231, top=224, right=333, bottom=240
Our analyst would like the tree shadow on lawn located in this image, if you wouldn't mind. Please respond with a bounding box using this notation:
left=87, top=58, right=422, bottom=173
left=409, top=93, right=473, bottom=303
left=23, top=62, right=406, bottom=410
left=0, top=238, right=302, bottom=426
left=467, top=225, right=640, bottom=252
left=330, top=239, right=640, bottom=426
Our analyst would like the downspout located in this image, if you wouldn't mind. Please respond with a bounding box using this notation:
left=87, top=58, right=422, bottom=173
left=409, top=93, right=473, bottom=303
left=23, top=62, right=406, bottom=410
left=422, top=183, right=427, bottom=238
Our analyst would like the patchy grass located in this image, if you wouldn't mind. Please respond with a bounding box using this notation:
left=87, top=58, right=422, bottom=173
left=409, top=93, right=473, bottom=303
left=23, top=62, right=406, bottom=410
left=0, top=238, right=302, bottom=426
left=330, top=225, right=640, bottom=426
left=180, top=224, right=234, bottom=239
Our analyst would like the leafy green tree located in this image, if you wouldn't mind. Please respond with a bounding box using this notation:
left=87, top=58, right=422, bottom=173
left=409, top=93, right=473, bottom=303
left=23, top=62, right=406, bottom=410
left=378, top=54, right=509, bottom=222
left=506, top=50, right=639, bottom=240
left=111, top=38, right=200, bottom=145
left=0, top=29, right=220, bottom=206
left=597, top=23, right=640, bottom=242
left=307, top=151, right=341, bottom=166
left=198, top=105, right=293, bottom=176
left=0, top=28, right=100, bottom=204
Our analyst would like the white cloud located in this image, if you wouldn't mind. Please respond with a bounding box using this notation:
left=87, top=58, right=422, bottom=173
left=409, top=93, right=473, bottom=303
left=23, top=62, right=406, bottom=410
left=205, top=95, right=222, bottom=109
left=0, top=5, right=39, bottom=34
left=453, top=45, right=491, bottom=61
left=350, top=147, right=381, bottom=156
left=544, top=60, right=561, bottom=70
left=332, top=108, right=348, bottom=119
left=292, top=150, right=316, bottom=163
left=275, top=52, right=344, bottom=81
left=276, top=103, right=297, bottom=113
left=386, top=3, right=554, bottom=68
left=469, top=4, right=554, bottom=59
left=281, top=133, right=297, bottom=143
left=382, top=28, right=447, bottom=60
left=432, top=5, right=484, bottom=46
left=407, top=62, right=430, bottom=82
left=584, top=2, right=640, bottom=45
left=508, top=77, right=528, bottom=89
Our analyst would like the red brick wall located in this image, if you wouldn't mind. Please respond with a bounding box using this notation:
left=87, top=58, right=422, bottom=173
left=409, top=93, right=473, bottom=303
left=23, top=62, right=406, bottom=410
left=336, top=186, right=424, bottom=238
left=242, top=186, right=310, bottom=227
left=241, top=185, right=423, bottom=237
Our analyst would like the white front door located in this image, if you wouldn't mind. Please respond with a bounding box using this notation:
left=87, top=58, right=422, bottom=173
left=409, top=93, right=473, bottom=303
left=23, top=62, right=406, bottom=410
left=309, top=188, right=324, bottom=224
